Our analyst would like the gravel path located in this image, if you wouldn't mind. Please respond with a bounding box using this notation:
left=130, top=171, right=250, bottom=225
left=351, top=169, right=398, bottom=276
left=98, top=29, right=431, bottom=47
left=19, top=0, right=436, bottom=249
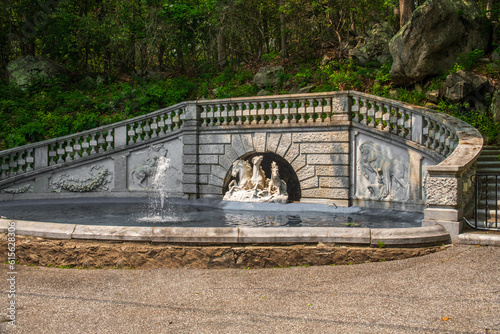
left=1, top=244, right=500, bottom=333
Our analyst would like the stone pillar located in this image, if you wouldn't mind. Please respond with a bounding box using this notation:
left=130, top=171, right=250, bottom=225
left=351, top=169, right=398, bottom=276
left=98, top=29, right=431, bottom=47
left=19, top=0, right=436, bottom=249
left=181, top=102, right=201, bottom=199
left=112, top=152, right=129, bottom=192
left=408, top=150, right=423, bottom=202
left=422, top=170, right=464, bottom=239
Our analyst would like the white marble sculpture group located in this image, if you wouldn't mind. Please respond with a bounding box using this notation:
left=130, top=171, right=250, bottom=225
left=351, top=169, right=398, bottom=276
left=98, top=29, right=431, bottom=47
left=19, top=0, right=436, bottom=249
left=223, top=155, right=288, bottom=203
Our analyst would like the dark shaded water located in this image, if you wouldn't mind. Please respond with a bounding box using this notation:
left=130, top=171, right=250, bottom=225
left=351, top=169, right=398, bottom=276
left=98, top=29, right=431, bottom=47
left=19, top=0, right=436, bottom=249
left=0, top=198, right=422, bottom=228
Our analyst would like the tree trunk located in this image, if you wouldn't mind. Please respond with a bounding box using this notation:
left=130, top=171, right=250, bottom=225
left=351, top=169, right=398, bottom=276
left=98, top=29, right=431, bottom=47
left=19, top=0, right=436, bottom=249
left=217, top=32, right=227, bottom=68
left=399, top=0, right=414, bottom=28
left=487, top=0, right=498, bottom=21
left=280, top=0, right=287, bottom=58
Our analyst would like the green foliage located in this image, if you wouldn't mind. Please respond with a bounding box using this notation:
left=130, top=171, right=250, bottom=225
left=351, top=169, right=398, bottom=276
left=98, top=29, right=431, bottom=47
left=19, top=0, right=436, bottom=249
left=376, top=240, right=386, bottom=248
left=437, top=101, right=500, bottom=143
left=450, top=49, right=486, bottom=74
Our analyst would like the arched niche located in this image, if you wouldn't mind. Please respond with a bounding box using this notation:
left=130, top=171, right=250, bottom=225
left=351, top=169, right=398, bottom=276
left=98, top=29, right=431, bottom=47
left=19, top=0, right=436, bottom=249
left=223, top=152, right=301, bottom=202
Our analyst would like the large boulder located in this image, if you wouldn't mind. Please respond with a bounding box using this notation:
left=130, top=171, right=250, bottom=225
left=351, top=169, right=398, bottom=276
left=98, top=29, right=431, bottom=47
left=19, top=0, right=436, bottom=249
left=389, top=0, right=490, bottom=86
left=6, top=55, right=67, bottom=87
left=444, top=70, right=491, bottom=109
left=253, top=66, right=285, bottom=89
left=349, top=22, right=394, bottom=65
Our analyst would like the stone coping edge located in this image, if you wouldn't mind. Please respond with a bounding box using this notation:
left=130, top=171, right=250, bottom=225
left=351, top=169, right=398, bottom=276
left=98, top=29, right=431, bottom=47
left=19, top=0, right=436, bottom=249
left=456, top=233, right=500, bottom=247
left=0, top=219, right=450, bottom=247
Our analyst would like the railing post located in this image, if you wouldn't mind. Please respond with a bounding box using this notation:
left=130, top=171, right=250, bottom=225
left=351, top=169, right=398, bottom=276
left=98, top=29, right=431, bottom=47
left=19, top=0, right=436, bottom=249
left=114, top=125, right=128, bottom=149
left=34, top=146, right=48, bottom=170
left=411, top=114, right=423, bottom=145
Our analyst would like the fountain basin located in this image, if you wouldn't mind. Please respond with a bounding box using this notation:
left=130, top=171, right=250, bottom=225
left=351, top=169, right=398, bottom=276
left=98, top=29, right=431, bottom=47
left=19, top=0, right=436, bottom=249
left=0, top=198, right=450, bottom=247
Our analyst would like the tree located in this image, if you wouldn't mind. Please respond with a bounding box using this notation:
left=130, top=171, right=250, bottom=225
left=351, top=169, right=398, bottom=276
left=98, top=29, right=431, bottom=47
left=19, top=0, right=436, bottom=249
left=399, top=0, right=414, bottom=28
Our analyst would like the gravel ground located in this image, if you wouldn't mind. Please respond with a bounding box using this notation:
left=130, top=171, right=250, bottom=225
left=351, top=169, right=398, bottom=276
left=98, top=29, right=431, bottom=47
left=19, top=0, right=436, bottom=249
left=1, top=244, right=499, bottom=334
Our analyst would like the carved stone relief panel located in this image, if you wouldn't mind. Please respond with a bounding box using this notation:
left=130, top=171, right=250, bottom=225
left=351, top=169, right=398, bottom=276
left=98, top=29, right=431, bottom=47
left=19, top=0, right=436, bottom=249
left=355, top=135, right=411, bottom=203
left=50, top=161, right=114, bottom=193
left=127, top=139, right=183, bottom=193
left=0, top=182, right=34, bottom=194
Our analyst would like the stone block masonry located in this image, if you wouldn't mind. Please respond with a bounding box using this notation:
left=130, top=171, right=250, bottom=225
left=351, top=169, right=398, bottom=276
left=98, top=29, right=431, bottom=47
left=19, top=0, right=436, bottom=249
left=193, top=128, right=350, bottom=205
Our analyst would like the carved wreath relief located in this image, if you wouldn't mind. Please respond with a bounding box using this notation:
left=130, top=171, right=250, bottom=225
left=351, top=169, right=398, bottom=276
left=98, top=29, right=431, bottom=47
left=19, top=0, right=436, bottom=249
left=0, top=183, right=33, bottom=194
left=50, top=164, right=112, bottom=192
left=223, top=156, right=288, bottom=203
left=357, top=141, right=410, bottom=202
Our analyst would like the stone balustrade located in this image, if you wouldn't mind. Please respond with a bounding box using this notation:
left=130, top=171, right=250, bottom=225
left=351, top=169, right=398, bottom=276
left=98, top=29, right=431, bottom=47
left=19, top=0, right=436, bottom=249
left=0, top=103, right=186, bottom=183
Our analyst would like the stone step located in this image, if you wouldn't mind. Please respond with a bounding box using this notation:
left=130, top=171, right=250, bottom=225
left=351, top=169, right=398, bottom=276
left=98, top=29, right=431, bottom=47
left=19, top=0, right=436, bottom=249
left=476, top=168, right=500, bottom=174
left=481, top=146, right=500, bottom=151
left=468, top=220, right=500, bottom=229
left=477, top=152, right=500, bottom=160
left=479, top=198, right=500, bottom=210
left=475, top=209, right=500, bottom=220
left=477, top=161, right=500, bottom=169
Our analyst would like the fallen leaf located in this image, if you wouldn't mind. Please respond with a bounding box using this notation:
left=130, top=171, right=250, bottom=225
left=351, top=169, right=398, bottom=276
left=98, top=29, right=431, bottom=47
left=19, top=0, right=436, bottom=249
left=442, top=317, right=450, bottom=321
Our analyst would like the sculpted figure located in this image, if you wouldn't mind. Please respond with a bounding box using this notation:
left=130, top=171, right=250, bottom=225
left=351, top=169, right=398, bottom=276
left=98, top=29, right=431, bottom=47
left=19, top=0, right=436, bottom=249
left=359, top=141, right=408, bottom=201
left=249, top=155, right=266, bottom=191
left=226, top=159, right=252, bottom=193
left=268, top=161, right=287, bottom=196
left=132, top=157, right=158, bottom=188
left=224, top=156, right=288, bottom=203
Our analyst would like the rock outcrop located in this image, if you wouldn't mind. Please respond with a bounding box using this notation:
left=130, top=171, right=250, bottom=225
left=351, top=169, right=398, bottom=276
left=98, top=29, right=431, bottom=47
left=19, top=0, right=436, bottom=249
left=444, top=70, right=491, bottom=109
left=349, top=22, right=394, bottom=65
left=253, top=66, right=285, bottom=88
left=389, top=0, right=490, bottom=86
left=7, top=55, right=67, bottom=87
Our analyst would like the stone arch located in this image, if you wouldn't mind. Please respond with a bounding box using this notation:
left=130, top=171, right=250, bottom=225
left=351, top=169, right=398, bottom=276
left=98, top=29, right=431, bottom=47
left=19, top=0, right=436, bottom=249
left=222, top=152, right=301, bottom=202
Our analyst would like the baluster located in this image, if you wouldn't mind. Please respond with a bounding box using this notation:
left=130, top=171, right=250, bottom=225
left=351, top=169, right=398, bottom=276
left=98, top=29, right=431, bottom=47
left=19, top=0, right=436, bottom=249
left=351, top=96, right=359, bottom=123
left=236, top=103, right=243, bottom=125
left=375, top=102, right=384, bottom=130
left=228, top=103, right=236, bottom=125
left=97, top=132, right=106, bottom=153
left=297, top=99, right=306, bottom=124
left=359, top=98, right=368, bottom=125
left=307, top=99, right=316, bottom=124
left=367, top=100, right=376, bottom=127
left=404, top=110, right=412, bottom=140
left=219, top=104, right=226, bottom=125
left=48, top=143, right=57, bottom=165
left=281, top=100, right=289, bottom=124
left=142, top=120, right=151, bottom=141
left=73, top=137, right=82, bottom=160
left=106, top=131, right=114, bottom=150
left=200, top=105, right=208, bottom=127
left=127, top=124, right=136, bottom=145
left=16, top=152, right=26, bottom=174
left=241, top=103, right=249, bottom=125
left=56, top=141, right=65, bottom=163
left=270, top=100, right=278, bottom=124
left=211, top=104, right=219, bottom=126
left=248, top=103, right=256, bottom=125
left=26, top=149, right=34, bottom=172
left=89, top=135, right=98, bottom=155
left=258, top=102, right=266, bottom=125
left=65, top=140, right=74, bottom=162
left=8, top=153, right=17, bottom=176
left=150, top=117, right=159, bottom=138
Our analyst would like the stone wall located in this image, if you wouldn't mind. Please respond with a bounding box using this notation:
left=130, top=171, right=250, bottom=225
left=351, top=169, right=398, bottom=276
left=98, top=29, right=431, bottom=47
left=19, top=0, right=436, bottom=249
left=0, top=234, right=444, bottom=269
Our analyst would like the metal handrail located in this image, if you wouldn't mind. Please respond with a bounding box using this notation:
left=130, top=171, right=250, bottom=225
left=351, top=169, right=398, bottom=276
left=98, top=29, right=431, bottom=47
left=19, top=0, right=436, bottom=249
left=470, top=173, right=500, bottom=231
